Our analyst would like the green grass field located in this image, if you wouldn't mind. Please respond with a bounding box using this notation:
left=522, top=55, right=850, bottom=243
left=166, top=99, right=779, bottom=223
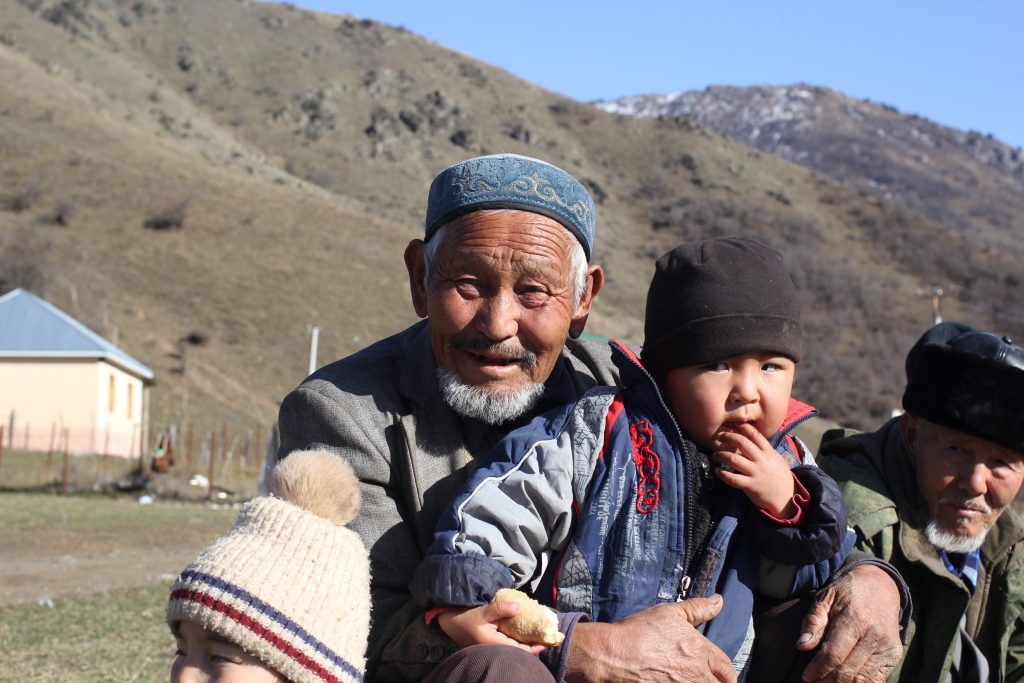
left=0, top=492, right=238, bottom=682
left=1, top=583, right=174, bottom=682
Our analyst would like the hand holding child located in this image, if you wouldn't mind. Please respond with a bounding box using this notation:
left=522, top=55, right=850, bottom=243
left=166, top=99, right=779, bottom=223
left=712, top=422, right=795, bottom=517
left=437, top=602, right=547, bottom=654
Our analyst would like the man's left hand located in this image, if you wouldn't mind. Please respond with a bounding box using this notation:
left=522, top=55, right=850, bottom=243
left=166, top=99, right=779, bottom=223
left=797, top=564, right=904, bottom=682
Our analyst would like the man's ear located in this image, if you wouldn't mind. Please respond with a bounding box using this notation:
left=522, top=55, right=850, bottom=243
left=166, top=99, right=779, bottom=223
left=568, top=264, right=605, bottom=339
left=898, top=412, right=918, bottom=465
left=404, top=239, right=428, bottom=318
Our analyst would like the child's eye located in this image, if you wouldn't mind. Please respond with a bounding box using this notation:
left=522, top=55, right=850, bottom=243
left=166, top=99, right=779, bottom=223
left=703, top=362, right=728, bottom=372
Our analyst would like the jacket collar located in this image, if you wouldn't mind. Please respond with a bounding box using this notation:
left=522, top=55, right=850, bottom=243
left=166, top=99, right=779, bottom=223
left=396, top=319, right=443, bottom=407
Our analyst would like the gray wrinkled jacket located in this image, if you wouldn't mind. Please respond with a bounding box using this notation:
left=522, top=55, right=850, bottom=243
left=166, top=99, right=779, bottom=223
left=276, top=320, right=620, bottom=682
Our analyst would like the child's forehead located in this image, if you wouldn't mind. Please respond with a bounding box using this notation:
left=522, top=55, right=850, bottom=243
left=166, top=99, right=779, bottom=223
left=173, top=620, right=238, bottom=647
left=691, top=350, right=797, bottom=366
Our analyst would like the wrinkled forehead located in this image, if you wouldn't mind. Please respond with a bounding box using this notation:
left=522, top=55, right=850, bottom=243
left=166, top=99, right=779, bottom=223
left=917, top=417, right=1024, bottom=463
left=435, top=210, right=577, bottom=272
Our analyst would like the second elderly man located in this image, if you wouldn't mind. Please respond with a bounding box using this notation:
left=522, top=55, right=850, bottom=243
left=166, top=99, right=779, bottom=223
left=820, top=322, right=1024, bottom=682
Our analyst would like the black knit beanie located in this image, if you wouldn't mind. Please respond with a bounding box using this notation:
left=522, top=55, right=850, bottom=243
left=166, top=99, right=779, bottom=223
left=641, top=237, right=802, bottom=373
left=902, top=322, right=1024, bottom=451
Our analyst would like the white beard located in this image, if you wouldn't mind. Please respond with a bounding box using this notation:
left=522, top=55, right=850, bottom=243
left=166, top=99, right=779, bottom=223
left=437, top=369, right=545, bottom=425
left=925, top=520, right=988, bottom=554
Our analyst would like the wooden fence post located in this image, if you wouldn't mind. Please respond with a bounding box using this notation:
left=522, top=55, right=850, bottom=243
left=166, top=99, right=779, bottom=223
left=134, top=424, right=144, bottom=473
left=61, top=428, right=70, bottom=492
left=49, top=428, right=59, bottom=480
left=253, top=424, right=263, bottom=476
left=207, top=431, right=216, bottom=501
left=0, top=425, right=5, bottom=486
left=102, top=423, right=110, bottom=475
left=220, top=423, right=228, bottom=469
left=243, top=428, right=251, bottom=475
left=47, top=423, right=56, bottom=468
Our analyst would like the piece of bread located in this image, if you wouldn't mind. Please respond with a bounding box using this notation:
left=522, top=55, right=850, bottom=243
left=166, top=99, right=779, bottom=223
left=491, top=588, right=565, bottom=647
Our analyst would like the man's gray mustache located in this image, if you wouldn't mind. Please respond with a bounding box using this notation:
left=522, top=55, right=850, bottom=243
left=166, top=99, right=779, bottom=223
left=938, top=494, right=992, bottom=514
left=446, top=340, right=538, bottom=367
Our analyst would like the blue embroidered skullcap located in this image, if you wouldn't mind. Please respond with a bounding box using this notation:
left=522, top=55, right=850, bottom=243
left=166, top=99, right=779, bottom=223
left=425, top=154, right=596, bottom=260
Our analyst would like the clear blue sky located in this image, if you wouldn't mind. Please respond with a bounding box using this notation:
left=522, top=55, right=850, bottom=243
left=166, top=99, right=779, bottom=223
left=283, top=1, right=1024, bottom=149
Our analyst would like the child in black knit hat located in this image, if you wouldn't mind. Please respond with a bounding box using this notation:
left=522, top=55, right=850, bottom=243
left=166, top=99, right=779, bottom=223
left=412, top=237, right=855, bottom=679
left=642, top=236, right=811, bottom=527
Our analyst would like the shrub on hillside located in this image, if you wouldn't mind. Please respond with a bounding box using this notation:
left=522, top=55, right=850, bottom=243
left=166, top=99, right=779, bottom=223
left=0, top=223, right=52, bottom=295
left=3, top=175, right=42, bottom=213
left=143, top=198, right=189, bottom=230
left=38, top=198, right=75, bottom=226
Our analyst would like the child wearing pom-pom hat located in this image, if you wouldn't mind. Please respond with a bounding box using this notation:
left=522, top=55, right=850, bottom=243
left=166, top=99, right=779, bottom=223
left=167, top=450, right=370, bottom=683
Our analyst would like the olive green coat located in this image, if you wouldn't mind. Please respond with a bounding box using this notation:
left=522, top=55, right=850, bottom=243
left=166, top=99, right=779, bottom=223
left=819, top=418, right=1024, bottom=682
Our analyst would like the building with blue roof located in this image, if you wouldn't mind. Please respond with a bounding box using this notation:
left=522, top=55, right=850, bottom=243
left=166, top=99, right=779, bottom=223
left=0, top=288, right=154, bottom=457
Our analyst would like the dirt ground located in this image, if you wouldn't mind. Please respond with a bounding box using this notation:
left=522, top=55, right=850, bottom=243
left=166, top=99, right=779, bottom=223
left=0, top=534, right=205, bottom=607
left=0, top=494, right=237, bottom=608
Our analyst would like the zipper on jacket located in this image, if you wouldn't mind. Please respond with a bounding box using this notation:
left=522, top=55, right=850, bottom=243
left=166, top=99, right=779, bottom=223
left=678, top=574, right=692, bottom=599
left=609, top=341, right=709, bottom=582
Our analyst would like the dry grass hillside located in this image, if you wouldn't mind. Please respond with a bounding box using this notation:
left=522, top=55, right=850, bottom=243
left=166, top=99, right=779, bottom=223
left=1, top=0, right=1020, bottom=435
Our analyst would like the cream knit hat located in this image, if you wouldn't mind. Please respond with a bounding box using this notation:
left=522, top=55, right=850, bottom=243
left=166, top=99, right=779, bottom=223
left=167, top=450, right=370, bottom=683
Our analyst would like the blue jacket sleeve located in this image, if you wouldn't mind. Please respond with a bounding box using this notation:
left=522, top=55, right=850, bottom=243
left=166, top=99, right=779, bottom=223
left=410, top=408, right=581, bottom=609
left=752, top=465, right=854, bottom=598
left=750, top=465, right=848, bottom=564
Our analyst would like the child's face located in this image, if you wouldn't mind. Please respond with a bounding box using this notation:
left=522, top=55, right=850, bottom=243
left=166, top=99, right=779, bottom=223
left=171, top=621, right=284, bottom=683
left=661, top=352, right=795, bottom=450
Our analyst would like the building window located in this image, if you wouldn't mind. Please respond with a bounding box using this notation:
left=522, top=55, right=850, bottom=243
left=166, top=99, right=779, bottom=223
left=127, top=383, right=134, bottom=418
left=108, top=375, right=116, bottom=412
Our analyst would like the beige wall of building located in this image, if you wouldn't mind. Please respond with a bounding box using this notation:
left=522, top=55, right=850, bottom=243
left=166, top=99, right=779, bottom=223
left=0, top=358, right=146, bottom=457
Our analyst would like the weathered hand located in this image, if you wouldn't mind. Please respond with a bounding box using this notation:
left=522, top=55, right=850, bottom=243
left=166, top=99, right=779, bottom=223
left=797, top=565, right=904, bottom=682
left=566, top=595, right=737, bottom=683
left=713, top=423, right=795, bottom=516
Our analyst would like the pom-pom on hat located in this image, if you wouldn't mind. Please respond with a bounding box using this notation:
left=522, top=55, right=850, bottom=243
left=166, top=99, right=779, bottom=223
left=424, top=153, right=596, bottom=260
left=902, top=322, right=1024, bottom=451
left=641, top=237, right=802, bottom=373
left=167, top=450, right=370, bottom=683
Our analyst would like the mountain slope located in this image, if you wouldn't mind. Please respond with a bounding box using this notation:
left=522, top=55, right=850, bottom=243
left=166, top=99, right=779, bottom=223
left=1, top=0, right=1019, bottom=435
left=597, top=84, right=1024, bottom=258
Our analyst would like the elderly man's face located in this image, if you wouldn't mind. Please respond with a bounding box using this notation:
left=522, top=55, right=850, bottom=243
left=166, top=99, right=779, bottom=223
left=406, top=210, right=599, bottom=413
left=901, top=414, right=1024, bottom=542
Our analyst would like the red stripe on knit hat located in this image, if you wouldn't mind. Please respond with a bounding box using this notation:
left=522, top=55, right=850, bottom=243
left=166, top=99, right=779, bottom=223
left=170, top=588, right=351, bottom=683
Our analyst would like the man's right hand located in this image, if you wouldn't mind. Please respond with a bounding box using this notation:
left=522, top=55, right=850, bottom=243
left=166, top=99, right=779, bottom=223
left=565, top=595, right=737, bottom=683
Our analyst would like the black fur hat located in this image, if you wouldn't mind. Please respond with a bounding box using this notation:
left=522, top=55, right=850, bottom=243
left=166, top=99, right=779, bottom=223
left=902, top=322, right=1024, bottom=451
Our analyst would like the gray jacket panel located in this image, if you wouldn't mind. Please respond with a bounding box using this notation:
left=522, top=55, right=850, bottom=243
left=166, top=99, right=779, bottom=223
left=277, top=320, right=620, bottom=682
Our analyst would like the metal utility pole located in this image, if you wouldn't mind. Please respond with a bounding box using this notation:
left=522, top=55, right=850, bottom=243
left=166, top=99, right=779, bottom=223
left=931, top=287, right=945, bottom=325
left=308, top=325, right=320, bottom=376
left=917, top=286, right=946, bottom=325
